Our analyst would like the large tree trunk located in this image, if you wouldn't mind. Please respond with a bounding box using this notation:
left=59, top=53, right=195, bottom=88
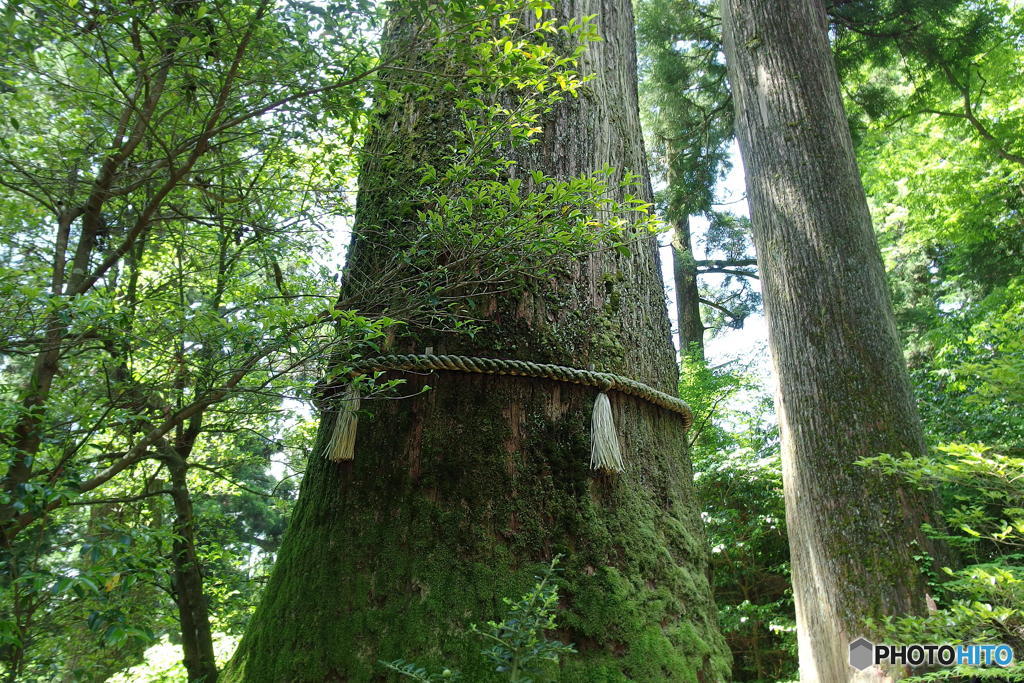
left=720, top=1, right=947, bottom=680
left=226, top=1, right=728, bottom=681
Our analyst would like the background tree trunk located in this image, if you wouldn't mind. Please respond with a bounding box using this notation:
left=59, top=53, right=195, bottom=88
left=720, top=0, right=948, bottom=680
left=168, top=456, right=218, bottom=683
left=665, top=136, right=706, bottom=359
left=227, top=1, right=729, bottom=681
left=672, top=216, right=705, bottom=358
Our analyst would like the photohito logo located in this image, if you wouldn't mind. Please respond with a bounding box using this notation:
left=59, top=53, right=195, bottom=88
left=849, top=638, right=1015, bottom=670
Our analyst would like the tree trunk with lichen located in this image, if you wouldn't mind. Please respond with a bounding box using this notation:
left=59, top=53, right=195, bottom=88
left=226, top=2, right=729, bottom=681
left=720, top=1, right=949, bottom=680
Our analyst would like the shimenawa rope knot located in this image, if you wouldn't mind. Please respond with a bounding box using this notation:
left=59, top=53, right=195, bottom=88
left=321, top=354, right=693, bottom=473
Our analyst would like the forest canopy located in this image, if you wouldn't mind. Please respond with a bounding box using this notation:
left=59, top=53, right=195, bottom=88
left=0, top=0, right=1021, bottom=681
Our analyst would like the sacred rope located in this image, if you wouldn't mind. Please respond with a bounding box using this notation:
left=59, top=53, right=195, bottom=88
left=322, top=354, right=694, bottom=473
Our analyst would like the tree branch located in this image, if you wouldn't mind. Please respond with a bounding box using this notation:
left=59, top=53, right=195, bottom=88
left=695, top=258, right=757, bottom=268
left=66, top=489, right=172, bottom=506
left=939, top=62, right=1024, bottom=167
left=698, top=267, right=758, bottom=279
left=698, top=296, right=742, bottom=321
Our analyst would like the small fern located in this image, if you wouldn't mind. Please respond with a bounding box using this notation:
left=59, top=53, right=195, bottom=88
left=379, top=659, right=460, bottom=681
left=381, top=556, right=575, bottom=682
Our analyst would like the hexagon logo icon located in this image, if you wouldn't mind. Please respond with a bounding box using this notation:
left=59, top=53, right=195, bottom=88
left=849, top=637, right=874, bottom=671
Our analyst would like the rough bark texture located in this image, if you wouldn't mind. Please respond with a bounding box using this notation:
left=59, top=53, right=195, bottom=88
left=720, top=1, right=946, bottom=681
left=226, top=1, right=729, bottom=681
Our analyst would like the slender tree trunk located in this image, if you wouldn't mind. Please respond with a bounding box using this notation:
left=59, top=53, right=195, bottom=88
left=168, top=457, right=218, bottom=682
left=665, top=138, right=705, bottom=359
left=0, top=315, right=65, bottom=534
left=227, top=2, right=728, bottom=681
left=672, top=216, right=705, bottom=358
left=1, top=559, right=26, bottom=682
left=720, top=1, right=948, bottom=680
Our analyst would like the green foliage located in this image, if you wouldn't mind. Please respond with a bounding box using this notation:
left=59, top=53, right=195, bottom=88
left=830, top=3, right=1024, bottom=679
left=0, top=0, right=657, bottom=678
left=381, top=557, right=575, bottom=683
left=859, top=444, right=1024, bottom=681
left=635, top=0, right=759, bottom=339
left=107, top=634, right=240, bottom=683
left=5, top=0, right=1018, bottom=678
left=636, top=0, right=732, bottom=220
left=381, top=659, right=462, bottom=682
left=833, top=0, right=1019, bottom=153
left=840, top=0, right=1024, bottom=454
left=343, top=0, right=660, bottom=333
left=679, top=355, right=796, bottom=682
left=470, top=557, right=576, bottom=681
left=697, top=213, right=761, bottom=333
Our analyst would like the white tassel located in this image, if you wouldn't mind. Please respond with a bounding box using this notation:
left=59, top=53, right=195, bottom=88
left=590, top=392, right=624, bottom=472
left=323, top=385, right=360, bottom=462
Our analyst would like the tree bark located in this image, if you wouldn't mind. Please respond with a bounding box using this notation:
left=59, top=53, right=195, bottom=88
left=168, top=456, right=218, bottom=683
left=665, top=137, right=705, bottom=359
left=672, top=216, right=705, bottom=359
left=720, top=1, right=948, bottom=680
left=227, top=2, right=729, bottom=681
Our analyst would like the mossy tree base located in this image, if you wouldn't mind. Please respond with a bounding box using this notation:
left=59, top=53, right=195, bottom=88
left=225, top=373, right=727, bottom=682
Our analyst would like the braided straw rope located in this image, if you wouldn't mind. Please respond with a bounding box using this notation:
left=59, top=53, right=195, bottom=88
left=344, top=353, right=693, bottom=431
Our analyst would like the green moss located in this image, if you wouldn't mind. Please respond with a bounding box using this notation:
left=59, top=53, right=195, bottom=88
left=224, top=372, right=729, bottom=682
